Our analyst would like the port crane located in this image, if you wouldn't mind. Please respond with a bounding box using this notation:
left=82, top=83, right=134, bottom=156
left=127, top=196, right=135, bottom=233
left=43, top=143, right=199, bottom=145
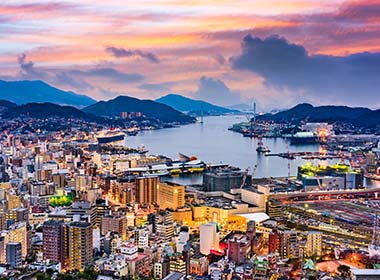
left=240, top=164, right=258, bottom=189
left=240, top=167, right=250, bottom=189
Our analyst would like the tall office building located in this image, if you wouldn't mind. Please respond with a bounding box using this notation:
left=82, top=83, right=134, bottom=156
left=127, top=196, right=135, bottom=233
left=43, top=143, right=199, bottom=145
left=136, top=176, right=158, bottom=205
left=43, top=220, right=67, bottom=265
left=200, top=222, right=219, bottom=255
left=305, top=231, right=322, bottom=258
left=157, top=182, right=185, bottom=210
left=67, top=221, right=93, bottom=271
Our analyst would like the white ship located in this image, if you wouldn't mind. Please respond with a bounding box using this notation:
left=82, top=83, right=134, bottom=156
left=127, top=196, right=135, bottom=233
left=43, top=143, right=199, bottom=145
left=96, top=129, right=125, bottom=144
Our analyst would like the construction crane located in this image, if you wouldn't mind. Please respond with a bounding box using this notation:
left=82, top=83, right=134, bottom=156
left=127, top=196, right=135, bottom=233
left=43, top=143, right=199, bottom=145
left=240, top=167, right=250, bottom=189
left=240, top=163, right=258, bottom=189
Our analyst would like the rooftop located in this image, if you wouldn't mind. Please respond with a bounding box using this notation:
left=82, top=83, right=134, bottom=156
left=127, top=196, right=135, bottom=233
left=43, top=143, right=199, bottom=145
left=236, top=212, right=270, bottom=223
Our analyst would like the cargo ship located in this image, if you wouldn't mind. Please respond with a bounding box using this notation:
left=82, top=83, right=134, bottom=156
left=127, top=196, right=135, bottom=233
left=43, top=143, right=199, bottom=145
left=289, top=132, right=318, bottom=144
left=96, top=129, right=125, bottom=144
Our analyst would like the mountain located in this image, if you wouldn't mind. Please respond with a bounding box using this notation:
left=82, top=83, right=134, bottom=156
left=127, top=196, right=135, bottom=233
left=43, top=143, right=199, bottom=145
left=258, top=103, right=380, bottom=128
left=0, top=100, right=17, bottom=114
left=156, top=94, right=239, bottom=115
left=2, top=102, right=93, bottom=120
left=0, top=80, right=96, bottom=107
left=83, top=95, right=195, bottom=124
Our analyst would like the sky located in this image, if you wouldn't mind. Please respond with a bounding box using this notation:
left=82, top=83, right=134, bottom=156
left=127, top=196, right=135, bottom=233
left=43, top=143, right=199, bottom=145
left=1, top=0, right=380, bottom=109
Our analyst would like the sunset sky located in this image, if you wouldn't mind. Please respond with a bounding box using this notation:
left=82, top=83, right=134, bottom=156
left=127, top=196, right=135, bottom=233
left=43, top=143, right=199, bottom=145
left=1, top=0, right=380, bottom=109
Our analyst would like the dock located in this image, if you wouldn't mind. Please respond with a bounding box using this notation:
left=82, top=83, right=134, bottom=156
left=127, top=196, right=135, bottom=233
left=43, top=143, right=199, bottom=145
left=265, top=151, right=343, bottom=160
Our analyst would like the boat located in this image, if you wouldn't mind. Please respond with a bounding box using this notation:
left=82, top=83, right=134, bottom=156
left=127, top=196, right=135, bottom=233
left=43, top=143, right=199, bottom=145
left=138, top=145, right=148, bottom=154
left=256, top=146, right=270, bottom=153
left=96, top=129, right=125, bottom=144
left=289, top=132, right=318, bottom=144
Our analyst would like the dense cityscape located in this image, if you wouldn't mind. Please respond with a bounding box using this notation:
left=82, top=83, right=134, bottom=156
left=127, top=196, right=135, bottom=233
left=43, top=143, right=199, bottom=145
left=0, top=112, right=379, bottom=280
left=1, top=1, right=380, bottom=279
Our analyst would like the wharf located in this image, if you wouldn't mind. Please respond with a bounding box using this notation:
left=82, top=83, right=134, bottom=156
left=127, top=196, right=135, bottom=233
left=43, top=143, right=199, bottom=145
left=265, top=151, right=342, bottom=160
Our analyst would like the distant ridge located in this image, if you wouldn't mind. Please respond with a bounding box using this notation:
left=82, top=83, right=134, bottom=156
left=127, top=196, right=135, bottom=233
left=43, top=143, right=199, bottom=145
left=258, top=103, right=380, bottom=128
left=0, top=80, right=96, bottom=107
left=83, top=95, right=195, bottom=124
left=2, top=102, right=94, bottom=120
left=156, top=94, right=239, bottom=116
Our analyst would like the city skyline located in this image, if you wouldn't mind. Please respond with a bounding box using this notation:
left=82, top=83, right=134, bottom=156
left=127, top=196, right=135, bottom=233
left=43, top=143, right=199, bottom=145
left=1, top=0, right=380, bottom=109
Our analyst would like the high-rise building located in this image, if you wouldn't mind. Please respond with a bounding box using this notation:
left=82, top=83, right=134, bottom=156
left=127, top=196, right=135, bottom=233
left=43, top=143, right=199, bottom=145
left=2, top=222, right=27, bottom=258
left=278, top=230, right=298, bottom=259
left=67, top=221, right=93, bottom=271
left=268, top=229, right=279, bottom=254
left=305, top=231, right=322, bottom=258
left=6, top=208, right=28, bottom=224
left=52, top=174, right=66, bottom=189
left=157, top=182, right=185, bottom=210
left=69, top=201, right=97, bottom=227
left=169, top=254, right=187, bottom=275
left=6, top=242, right=22, bottom=268
left=134, top=226, right=149, bottom=249
left=43, top=220, right=67, bottom=265
left=266, top=198, right=283, bottom=221
left=136, top=176, right=158, bottom=205
left=156, top=222, right=174, bottom=243
left=227, top=235, right=249, bottom=265
left=95, top=199, right=110, bottom=229
left=200, top=222, right=219, bottom=255
left=0, top=237, right=5, bottom=264
left=101, top=214, right=127, bottom=240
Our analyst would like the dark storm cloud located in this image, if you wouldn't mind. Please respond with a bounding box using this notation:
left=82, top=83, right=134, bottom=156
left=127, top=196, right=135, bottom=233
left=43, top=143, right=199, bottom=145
left=194, top=76, right=240, bottom=106
left=203, top=1, right=380, bottom=55
left=232, top=34, right=380, bottom=104
left=106, top=46, right=160, bottom=63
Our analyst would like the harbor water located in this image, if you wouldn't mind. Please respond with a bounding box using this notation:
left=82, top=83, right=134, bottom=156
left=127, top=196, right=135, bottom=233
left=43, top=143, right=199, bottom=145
left=125, top=115, right=344, bottom=182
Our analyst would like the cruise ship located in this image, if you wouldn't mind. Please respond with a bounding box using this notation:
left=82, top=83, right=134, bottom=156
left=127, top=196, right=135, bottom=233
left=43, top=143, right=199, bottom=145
left=289, top=131, right=318, bottom=144
left=96, top=129, right=125, bottom=144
